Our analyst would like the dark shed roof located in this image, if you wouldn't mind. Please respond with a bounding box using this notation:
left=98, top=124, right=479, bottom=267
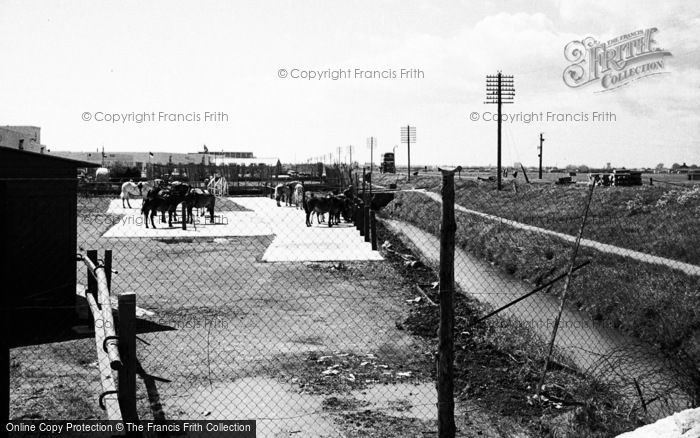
left=0, top=146, right=98, bottom=179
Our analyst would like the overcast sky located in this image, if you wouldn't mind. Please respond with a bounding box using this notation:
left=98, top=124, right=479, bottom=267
left=1, top=0, right=698, bottom=168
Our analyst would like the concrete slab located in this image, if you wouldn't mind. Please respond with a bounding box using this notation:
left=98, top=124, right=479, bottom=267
left=103, top=199, right=272, bottom=238
left=102, top=197, right=383, bottom=262
left=233, top=197, right=383, bottom=262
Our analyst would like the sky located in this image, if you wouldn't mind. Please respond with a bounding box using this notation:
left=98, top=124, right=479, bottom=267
left=1, top=0, right=698, bottom=168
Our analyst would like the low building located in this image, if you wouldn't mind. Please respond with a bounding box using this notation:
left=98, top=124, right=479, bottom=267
left=0, top=125, right=48, bottom=154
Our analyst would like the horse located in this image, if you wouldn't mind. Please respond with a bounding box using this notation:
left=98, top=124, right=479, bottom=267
left=141, top=183, right=190, bottom=228
left=285, top=181, right=302, bottom=207
left=293, top=184, right=304, bottom=209
left=275, top=184, right=286, bottom=207
left=183, top=188, right=216, bottom=224
left=304, top=194, right=343, bottom=227
left=120, top=181, right=140, bottom=208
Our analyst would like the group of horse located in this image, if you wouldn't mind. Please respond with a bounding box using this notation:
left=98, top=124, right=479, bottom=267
left=120, top=180, right=216, bottom=229
left=274, top=181, right=355, bottom=228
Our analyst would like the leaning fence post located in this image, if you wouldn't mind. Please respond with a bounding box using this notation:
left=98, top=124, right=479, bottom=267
left=437, top=166, right=460, bottom=438
left=370, top=210, right=378, bottom=250
left=537, top=179, right=596, bottom=397
left=87, top=250, right=98, bottom=297
left=118, top=292, right=138, bottom=423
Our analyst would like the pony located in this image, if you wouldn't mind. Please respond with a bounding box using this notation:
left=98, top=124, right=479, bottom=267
left=183, top=188, right=216, bottom=224
left=274, top=184, right=286, bottom=207
left=120, top=181, right=141, bottom=208
left=284, top=181, right=302, bottom=207
left=304, top=194, right=343, bottom=227
left=141, top=183, right=190, bottom=228
left=293, top=184, right=304, bottom=209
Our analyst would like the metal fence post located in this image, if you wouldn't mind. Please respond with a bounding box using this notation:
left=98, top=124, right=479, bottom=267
left=437, top=166, right=460, bottom=438
left=118, top=292, right=138, bottom=424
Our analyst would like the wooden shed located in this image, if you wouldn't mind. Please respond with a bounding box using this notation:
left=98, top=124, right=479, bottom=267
left=0, top=146, right=98, bottom=345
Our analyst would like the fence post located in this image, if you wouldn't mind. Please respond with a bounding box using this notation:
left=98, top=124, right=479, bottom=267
left=104, top=250, right=113, bottom=292
left=357, top=202, right=364, bottom=235
left=87, top=250, right=98, bottom=297
left=370, top=210, right=378, bottom=250
left=537, top=180, right=596, bottom=397
left=364, top=206, right=370, bottom=242
left=437, top=166, right=460, bottom=438
left=118, top=292, right=138, bottom=424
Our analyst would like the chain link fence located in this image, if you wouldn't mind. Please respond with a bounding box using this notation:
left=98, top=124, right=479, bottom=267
left=6, top=170, right=700, bottom=436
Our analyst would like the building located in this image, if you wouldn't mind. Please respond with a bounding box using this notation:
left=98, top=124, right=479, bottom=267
left=50, top=150, right=281, bottom=170
left=0, top=125, right=48, bottom=154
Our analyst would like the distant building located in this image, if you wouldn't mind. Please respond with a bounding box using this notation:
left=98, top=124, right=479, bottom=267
left=203, top=151, right=255, bottom=159
left=0, top=125, right=48, bottom=154
left=50, top=150, right=281, bottom=171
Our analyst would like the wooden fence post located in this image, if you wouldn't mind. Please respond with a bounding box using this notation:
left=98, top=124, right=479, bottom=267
left=118, top=292, right=138, bottom=423
left=364, top=206, right=370, bottom=242
left=437, top=166, right=460, bottom=438
left=87, top=250, right=98, bottom=297
left=357, top=202, right=364, bottom=235
left=370, top=210, right=377, bottom=250
left=104, top=250, right=112, bottom=292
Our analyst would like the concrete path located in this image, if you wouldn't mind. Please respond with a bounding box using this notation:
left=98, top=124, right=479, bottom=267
left=382, top=218, right=688, bottom=416
left=412, top=189, right=700, bottom=277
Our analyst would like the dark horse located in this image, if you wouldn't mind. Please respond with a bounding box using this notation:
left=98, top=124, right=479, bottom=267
left=183, top=188, right=216, bottom=224
left=304, top=194, right=343, bottom=227
left=141, top=182, right=189, bottom=228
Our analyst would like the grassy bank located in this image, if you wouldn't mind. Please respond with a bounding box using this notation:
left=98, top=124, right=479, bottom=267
left=379, top=190, right=700, bottom=403
left=375, top=222, right=642, bottom=437
left=374, top=173, right=700, bottom=265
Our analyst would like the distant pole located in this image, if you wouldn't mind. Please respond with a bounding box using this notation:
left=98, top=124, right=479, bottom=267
left=538, top=133, right=545, bottom=179
left=485, top=72, right=515, bottom=191
left=401, top=125, right=416, bottom=182
left=497, top=74, right=502, bottom=190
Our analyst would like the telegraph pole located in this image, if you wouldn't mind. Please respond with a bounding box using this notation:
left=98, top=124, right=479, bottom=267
left=485, top=72, right=515, bottom=190
left=401, top=125, right=416, bottom=182
left=367, top=137, right=376, bottom=173
left=538, top=133, right=544, bottom=179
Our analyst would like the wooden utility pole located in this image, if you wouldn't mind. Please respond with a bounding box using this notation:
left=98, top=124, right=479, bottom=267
left=436, top=166, right=461, bottom=438
left=538, top=133, right=545, bottom=179
left=485, top=73, right=515, bottom=190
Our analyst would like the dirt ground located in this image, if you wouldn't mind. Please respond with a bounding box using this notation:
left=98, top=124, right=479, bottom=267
left=10, top=196, right=515, bottom=437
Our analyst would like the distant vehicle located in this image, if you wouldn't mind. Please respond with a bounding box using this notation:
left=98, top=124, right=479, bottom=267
left=287, top=169, right=299, bottom=177
left=380, top=152, right=395, bottom=173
